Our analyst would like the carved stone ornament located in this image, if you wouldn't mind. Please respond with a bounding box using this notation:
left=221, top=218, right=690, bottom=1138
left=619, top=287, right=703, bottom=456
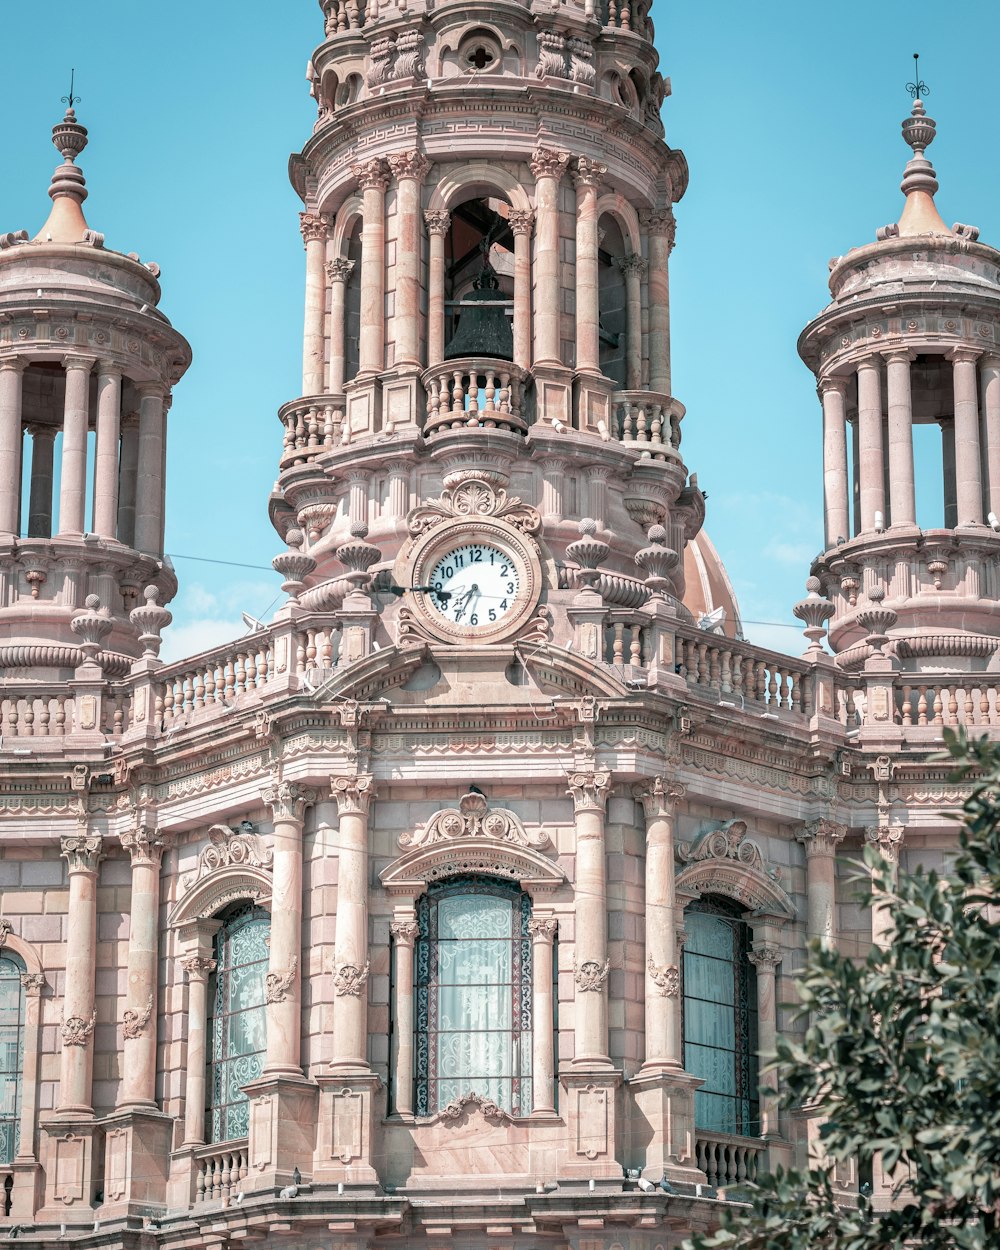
left=865, top=823, right=904, bottom=864
left=0, top=920, right=11, bottom=948
left=333, top=961, right=370, bottom=997
left=407, top=479, right=540, bottom=538
left=527, top=917, right=558, bottom=941
left=262, top=780, right=316, bottom=822
left=634, top=776, right=686, bottom=821
left=566, top=770, right=612, bottom=813
left=180, top=955, right=217, bottom=979
left=265, top=956, right=298, bottom=1004
left=647, top=954, right=679, bottom=998
left=574, top=958, right=610, bottom=992
left=60, top=834, right=103, bottom=874
left=798, top=818, right=848, bottom=857
left=389, top=919, right=419, bottom=945
left=193, top=823, right=273, bottom=881
left=120, top=825, right=166, bottom=866
left=676, top=819, right=768, bottom=874
left=400, top=791, right=549, bottom=851
left=20, top=973, right=45, bottom=994
left=439, top=1091, right=511, bottom=1126
left=330, top=774, right=375, bottom=816
left=529, top=145, right=570, bottom=180
left=748, top=945, right=782, bottom=972
left=62, top=1010, right=96, bottom=1047
left=299, top=211, right=329, bottom=245
left=122, top=994, right=153, bottom=1040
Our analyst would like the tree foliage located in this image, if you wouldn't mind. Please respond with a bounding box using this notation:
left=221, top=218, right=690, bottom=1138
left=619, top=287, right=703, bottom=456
left=684, top=731, right=1000, bottom=1250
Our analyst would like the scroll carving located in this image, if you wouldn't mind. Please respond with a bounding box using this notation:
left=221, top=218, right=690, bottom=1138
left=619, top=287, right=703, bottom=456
left=574, top=958, right=610, bottom=992
left=62, top=1010, right=96, bottom=1047
left=122, top=994, right=153, bottom=1040
left=647, top=954, right=679, bottom=998
left=400, top=790, right=549, bottom=851
left=192, top=823, right=273, bottom=881
left=407, top=480, right=540, bottom=537
left=265, top=956, right=299, bottom=1004
left=333, top=961, right=370, bottom=997
left=440, top=1092, right=511, bottom=1125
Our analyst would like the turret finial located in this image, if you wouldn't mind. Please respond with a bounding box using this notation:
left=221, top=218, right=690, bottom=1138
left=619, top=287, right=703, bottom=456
left=894, top=52, right=951, bottom=238
left=33, top=73, right=91, bottom=243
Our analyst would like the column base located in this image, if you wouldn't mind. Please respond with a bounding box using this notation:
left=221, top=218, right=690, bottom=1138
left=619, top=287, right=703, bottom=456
left=38, top=1115, right=100, bottom=1217
left=573, top=371, right=615, bottom=435
left=533, top=363, right=574, bottom=427
left=558, top=1070, right=623, bottom=1182
left=95, top=1107, right=173, bottom=1217
left=628, top=1068, right=706, bottom=1184
left=312, top=1072, right=383, bottom=1190
left=243, top=1073, right=320, bottom=1191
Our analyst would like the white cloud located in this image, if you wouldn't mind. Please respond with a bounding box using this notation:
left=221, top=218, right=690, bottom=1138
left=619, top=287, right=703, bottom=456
left=158, top=579, right=281, bottom=663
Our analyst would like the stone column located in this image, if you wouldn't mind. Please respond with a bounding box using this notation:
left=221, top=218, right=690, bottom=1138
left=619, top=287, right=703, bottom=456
left=327, top=259, right=355, bottom=394
left=389, top=916, right=418, bottom=1117
left=619, top=254, right=647, bottom=390
left=180, top=953, right=216, bottom=1146
left=865, top=824, right=903, bottom=947
left=981, top=354, right=1000, bottom=522
left=527, top=916, right=557, bottom=1114
left=747, top=944, right=781, bottom=1137
left=509, top=210, right=534, bottom=370
left=636, top=778, right=685, bottom=1072
left=300, top=211, right=330, bottom=396
left=330, top=774, right=375, bottom=1072
left=0, top=359, right=25, bottom=536
left=387, top=152, right=430, bottom=370
left=884, top=349, right=916, bottom=528
left=424, top=210, right=450, bottom=368
left=118, top=826, right=166, bottom=1109
left=643, top=209, right=676, bottom=394
left=567, top=769, right=612, bottom=1069
left=58, top=834, right=104, bottom=1115
left=92, top=360, right=122, bottom=539
left=26, top=425, right=56, bottom=538
left=572, top=157, right=606, bottom=374
left=58, top=355, right=94, bottom=536
left=134, top=384, right=165, bottom=556
left=117, top=411, right=139, bottom=547
left=857, top=356, right=885, bottom=532
left=796, top=820, right=846, bottom=948
left=14, top=971, right=45, bottom=1160
left=950, top=348, right=984, bottom=526
left=530, top=147, right=570, bottom=367
left=352, top=159, right=389, bottom=376
left=261, top=780, right=315, bottom=1076
left=820, top=376, right=850, bottom=547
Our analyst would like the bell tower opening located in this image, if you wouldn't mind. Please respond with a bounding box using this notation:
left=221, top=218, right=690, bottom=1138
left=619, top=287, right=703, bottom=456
left=442, top=197, right=514, bottom=359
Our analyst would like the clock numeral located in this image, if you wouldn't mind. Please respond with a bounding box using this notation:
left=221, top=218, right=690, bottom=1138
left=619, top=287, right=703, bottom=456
left=507, top=582, right=515, bottom=594
left=500, top=565, right=509, bottom=577
left=471, top=548, right=482, bottom=563
left=500, top=599, right=509, bottom=610
left=470, top=613, right=479, bottom=625
left=489, top=609, right=496, bottom=622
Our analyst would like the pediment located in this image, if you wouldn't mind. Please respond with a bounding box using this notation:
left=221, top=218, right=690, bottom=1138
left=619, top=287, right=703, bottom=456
left=381, top=837, right=564, bottom=896
left=675, top=819, right=795, bottom=921
left=309, top=641, right=429, bottom=703
left=169, top=866, right=273, bottom=926
left=515, top=642, right=631, bottom=698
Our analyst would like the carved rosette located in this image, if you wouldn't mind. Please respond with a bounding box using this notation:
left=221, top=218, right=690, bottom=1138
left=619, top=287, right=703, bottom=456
left=527, top=917, right=558, bottom=942
left=262, top=780, right=316, bottom=823
left=120, top=825, right=166, bottom=867
left=798, top=818, right=848, bottom=858
left=387, top=150, right=431, bottom=184
left=299, top=211, right=330, bottom=245
left=566, top=770, right=612, bottom=814
left=352, top=158, right=390, bottom=193
left=60, top=834, right=104, bottom=875
left=265, top=956, right=299, bottom=1005
left=180, top=955, right=217, bottom=981
left=634, top=776, right=686, bottom=822
left=574, top=958, right=610, bottom=992
left=748, top=946, right=782, bottom=973
left=62, top=1010, right=96, bottom=1047
left=332, top=961, right=370, bottom=997
left=331, top=774, right=375, bottom=817
left=529, top=146, right=570, bottom=181
left=122, top=994, right=153, bottom=1040
left=400, top=791, right=549, bottom=850
left=20, top=973, right=45, bottom=995
left=865, top=824, right=904, bottom=865
left=389, top=920, right=419, bottom=947
left=647, top=954, right=679, bottom=998
left=424, top=209, right=451, bottom=237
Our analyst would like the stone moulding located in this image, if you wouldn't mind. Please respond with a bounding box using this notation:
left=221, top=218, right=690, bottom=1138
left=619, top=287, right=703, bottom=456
left=168, top=868, right=272, bottom=927
left=675, top=819, right=795, bottom=919
left=381, top=837, right=565, bottom=896
left=399, top=790, right=550, bottom=851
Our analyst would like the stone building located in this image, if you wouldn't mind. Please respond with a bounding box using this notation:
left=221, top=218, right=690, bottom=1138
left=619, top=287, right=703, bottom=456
left=0, top=2, right=996, bottom=1248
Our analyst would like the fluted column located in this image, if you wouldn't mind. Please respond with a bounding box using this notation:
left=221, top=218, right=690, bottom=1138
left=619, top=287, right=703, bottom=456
left=796, top=820, right=846, bottom=948
left=857, top=356, right=885, bottom=532
left=619, top=254, right=647, bottom=390
left=118, top=826, right=166, bottom=1109
left=530, top=147, right=570, bottom=367
left=527, top=916, right=557, bottom=1113
left=387, top=152, right=430, bottom=370
left=117, top=411, right=139, bottom=547
left=572, top=158, right=606, bottom=374
left=820, top=376, right=850, bottom=546
left=180, top=953, right=216, bottom=1146
left=567, top=769, right=612, bottom=1068
left=637, top=778, right=685, bottom=1073
left=93, top=360, right=122, bottom=539
left=300, top=211, right=330, bottom=396
left=389, top=916, right=417, bottom=1117
left=950, top=348, right=984, bottom=525
left=353, top=159, right=389, bottom=376
left=134, top=384, right=165, bottom=555
left=58, top=355, right=94, bottom=536
left=58, top=833, right=104, bottom=1115
left=508, top=210, right=534, bottom=370
left=330, top=774, right=375, bottom=1072
left=327, top=259, right=354, bottom=394
left=0, top=360, right=26, bottom=536
left=261, top=780, right=315, bottom=1076
left=26, top=425, right=56, bottom=538
left=424, top=210, right=450, bottom=368
left=643, top=209, right=676, bottom=393
left=981, top=354, right=1000, bottom=522
left=748, top=945, right=781, bottom=1137
left=884, top=349, right=916, bottom=528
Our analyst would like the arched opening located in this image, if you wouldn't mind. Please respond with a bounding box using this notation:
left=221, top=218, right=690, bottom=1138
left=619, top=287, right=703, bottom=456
left=441, top=197, right=515, bottom=360
left=342, top=222, right=363, bottom=387
left=0, top=954, right=25, bottom=1165
left=598, top=214, right=627, bottom=387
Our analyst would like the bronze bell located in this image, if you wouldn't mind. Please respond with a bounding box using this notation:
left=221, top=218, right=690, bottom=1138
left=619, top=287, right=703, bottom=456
left=443, top=262, right=513, bottom=361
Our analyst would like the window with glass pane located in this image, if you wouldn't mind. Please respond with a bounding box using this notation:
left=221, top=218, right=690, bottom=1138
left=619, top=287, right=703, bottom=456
left=415, top=877, right=532, bottom=1117
left=0, top=958, right=23, bottom=1163
left=682, top=897, right=759, bottom=1136
left=208, top=904, right=269, bottom=1142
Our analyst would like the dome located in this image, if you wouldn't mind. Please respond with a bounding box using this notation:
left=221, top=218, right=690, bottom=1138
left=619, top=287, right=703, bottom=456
left=682, top=529, right=742, bottom=639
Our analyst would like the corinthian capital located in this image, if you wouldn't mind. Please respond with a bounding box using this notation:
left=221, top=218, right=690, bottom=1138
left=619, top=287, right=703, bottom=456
left=618, top=252, right=648, bottom=279
left=571, top=156, right=607, bottom=190
left=865, top=823, right=904, bottom=864
left=507, top=209, right=534, bottom=237
left=352, top=158, right=390, bottom=192
left=566, top=770, right=611, bottom=813
left=797, top=818, right=847, bottom=857
left=633, top=776, right=686, bottom=821
left=387, top=150, right=431, bottom=183
left=327, top=257, right=355, bottom=283
left=424, top=209, right=451, bottom=236
left=530, top=146, right=570, bottom=181
left=60, top=834, right=104, bottom=875
left=180, top=955, right=217, bottom=981
left=262, top=779, right=316, bottom=822
left=330, top=773, right=375, bottom=816
left=748, top=945, right=782, bottom=972
left=640, top=207, right=677, bottom=249
left=299, top=211, right=330, bottom=245
left=120, top=825, right=167, bottom=866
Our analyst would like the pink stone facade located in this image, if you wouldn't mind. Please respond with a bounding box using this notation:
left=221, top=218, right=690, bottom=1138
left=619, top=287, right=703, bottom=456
left=0, top=8, right=994, bottom=1250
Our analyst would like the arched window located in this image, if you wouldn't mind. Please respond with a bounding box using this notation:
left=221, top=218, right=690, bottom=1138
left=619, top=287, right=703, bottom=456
left=0, top=956, right=24, bottom=1163
left=208, top=904, right=269, bottom=1143
left=415, top=877, right=532, bottom=1117
left=682, top=897, right=759, bottom=1136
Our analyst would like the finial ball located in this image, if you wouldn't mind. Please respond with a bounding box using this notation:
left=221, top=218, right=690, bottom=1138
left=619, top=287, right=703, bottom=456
left=806, top=575, right=822, bottom=594
left=647, top=524, right=667, bottom=544
left=579, top=517, right=597, bottom=536
left=285, top=527, right=304, bottom=550
left=350, top=520, right=370, bottom=540
left=143, top=585, right=159, bottom=604
left=84, top=594, right=100, bottom=610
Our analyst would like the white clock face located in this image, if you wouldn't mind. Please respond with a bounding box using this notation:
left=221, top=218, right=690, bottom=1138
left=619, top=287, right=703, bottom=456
left=427, top=543, right=521, bottom=628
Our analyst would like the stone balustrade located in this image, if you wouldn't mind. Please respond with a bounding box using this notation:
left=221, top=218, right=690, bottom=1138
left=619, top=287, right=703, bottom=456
left=604, top=617, right=648, bottom=667
left=295, top=624, right=338, bottom=673
left=695, top=1132, right=763, bottom=1190
left=612, top=390, right=682, bottom=457
left=675, top=630, right=811, bottom=716
left=322, top=0, right=367, bottom=33
left=278, top=396, right=344, bottom=469
left=0, top=691, right=74, bottom=738
left=895, top=680, right=1000, bottom=729
left=195, top=1140, right=249, bottom=1204
left=157, top=639, right=275, bottom=726
left=422, top=359, right=528, bottom=440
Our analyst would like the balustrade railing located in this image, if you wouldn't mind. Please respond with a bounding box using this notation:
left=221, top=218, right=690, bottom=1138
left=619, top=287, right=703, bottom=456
left=612, top=391, right=681, bottom=457
left=603, top=617, right=648, bottom=668
left=157, top=639, right=275, bottom=727
left=422, top=359, right=528, bottom=439
left=696, top=1132, right=763, bottom=1189
left=0, top=692, right=73, bottom=738
left=279, top=397, right=344, bottom=468
left=675, top=630, right=810, bottom=715
left=295, top=625, right=338, bottom=673
left=895, top=680, right=1000, bottom=729
left=195, top=1140, right=248, bottom=1204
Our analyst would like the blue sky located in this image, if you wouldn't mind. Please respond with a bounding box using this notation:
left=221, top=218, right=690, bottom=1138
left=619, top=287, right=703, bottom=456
left=2, top=2, right=998, bottom=659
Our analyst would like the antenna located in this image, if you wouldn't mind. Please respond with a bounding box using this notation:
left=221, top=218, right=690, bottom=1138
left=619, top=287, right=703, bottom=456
left=61, top=69, right=81, bottom=111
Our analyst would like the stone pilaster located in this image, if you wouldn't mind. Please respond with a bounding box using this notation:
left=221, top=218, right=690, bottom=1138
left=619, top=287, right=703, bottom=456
left=797, top=819, right=847, bottom=948
left=389, top=916, right=418, bottom=1118
left=527, top=916, right=558, bottom=1115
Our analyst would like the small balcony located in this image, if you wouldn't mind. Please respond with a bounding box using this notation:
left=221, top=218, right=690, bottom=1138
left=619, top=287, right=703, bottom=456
left=422, top=359, right=529, bottom=440
left=695, top=1130, right=764, bottom=1190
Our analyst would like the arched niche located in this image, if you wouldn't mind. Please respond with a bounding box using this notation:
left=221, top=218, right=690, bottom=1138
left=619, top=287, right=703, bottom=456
left=426, top=163, right=532, bottom=217
left=0, top=932, right=43, bottom=980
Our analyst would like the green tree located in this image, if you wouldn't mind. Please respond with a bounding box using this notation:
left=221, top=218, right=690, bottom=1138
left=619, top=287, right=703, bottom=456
left=685, top=732, right=1000, bottom=1250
